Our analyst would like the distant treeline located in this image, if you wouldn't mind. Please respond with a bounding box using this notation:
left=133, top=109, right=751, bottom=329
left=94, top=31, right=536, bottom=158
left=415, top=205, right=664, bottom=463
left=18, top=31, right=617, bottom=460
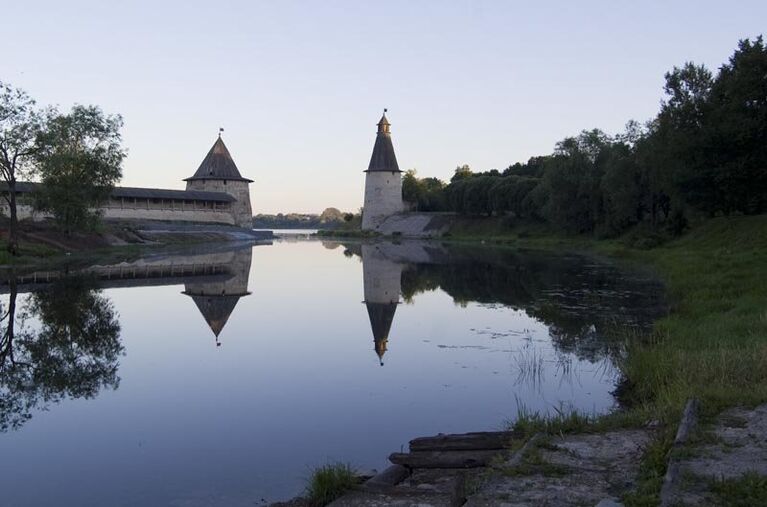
left=402, top=37, right=767, bottom=239
left=252, top=207, right=354, bottom=229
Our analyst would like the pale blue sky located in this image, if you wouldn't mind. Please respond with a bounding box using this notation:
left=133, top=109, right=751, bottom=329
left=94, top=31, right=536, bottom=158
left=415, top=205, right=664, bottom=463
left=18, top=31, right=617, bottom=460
left=2, top=1, right=764, bottom=213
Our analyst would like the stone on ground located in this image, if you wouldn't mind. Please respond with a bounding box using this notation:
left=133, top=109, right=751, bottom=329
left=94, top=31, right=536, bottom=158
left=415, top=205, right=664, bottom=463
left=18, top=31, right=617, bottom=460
left=662, top=403, right=767, bottom=506
left=464, top=430, right=649, bottom=506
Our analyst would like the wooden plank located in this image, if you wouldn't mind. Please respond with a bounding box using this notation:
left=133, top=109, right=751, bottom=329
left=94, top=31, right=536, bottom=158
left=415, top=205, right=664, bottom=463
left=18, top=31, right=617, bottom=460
left=389, top=449, right=500, bottom=469
left=409, top=431, right=514, bottom=452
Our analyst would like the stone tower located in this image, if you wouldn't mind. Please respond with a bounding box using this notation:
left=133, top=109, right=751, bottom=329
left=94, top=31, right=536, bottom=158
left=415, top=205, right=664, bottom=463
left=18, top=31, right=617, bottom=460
left=184, top=134, right=254, bottom=228
left=361, top=244, right=402, bottom=365
left=362, top=110, right=403, bottom=231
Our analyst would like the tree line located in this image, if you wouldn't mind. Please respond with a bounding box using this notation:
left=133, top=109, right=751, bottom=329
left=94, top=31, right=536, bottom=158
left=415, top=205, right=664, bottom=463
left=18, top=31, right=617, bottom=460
left=402, top=37, right=767, bottom=238
left=0, top=83, right=124, bottom=254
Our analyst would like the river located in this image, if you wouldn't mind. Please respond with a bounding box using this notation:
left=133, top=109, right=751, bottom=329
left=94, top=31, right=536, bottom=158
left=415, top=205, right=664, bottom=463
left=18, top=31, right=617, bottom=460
left=0, top=239, right=664, bottom=506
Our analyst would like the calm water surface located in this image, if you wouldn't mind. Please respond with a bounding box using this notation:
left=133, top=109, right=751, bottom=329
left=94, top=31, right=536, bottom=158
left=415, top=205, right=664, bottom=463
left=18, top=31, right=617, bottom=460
left=0, top=239, right=663, bottom=506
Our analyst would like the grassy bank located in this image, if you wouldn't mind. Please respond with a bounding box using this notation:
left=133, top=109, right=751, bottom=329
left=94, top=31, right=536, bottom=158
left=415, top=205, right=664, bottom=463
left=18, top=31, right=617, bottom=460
left=0, top=218, right=246, bottom=268
left=624, top=215, right=767, bottom=419
left=486, top=214, right=767, bottom=505
left=447, top=215, right=767, bottom=423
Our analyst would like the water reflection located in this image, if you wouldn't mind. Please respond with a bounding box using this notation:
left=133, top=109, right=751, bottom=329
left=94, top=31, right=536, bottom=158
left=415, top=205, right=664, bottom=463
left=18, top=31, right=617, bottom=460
left=0, top=240, right=667, bottom=506
left=349, top=240, right=665, bottom=366
left=0, top=275, right=122, bottom=432
left=0, top=244, right=257, bottom=430
left=180, top=246, right=253, bottom=345
left=361, top=244, right=402, bottom=365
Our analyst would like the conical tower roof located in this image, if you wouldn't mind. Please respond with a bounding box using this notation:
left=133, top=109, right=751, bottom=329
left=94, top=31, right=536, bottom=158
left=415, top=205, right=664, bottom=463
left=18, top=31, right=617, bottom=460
left=366, top=301, right=397, bottom=365
left=184, top=136, right=253, bottom=182
left=188, top=294, right=244, bottom=337
left=366, top=111, right=401, bottom=173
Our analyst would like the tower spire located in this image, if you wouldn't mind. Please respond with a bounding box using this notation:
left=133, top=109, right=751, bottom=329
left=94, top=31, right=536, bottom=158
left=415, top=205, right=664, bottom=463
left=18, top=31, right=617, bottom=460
left=377, top=108, right=391, bottom=134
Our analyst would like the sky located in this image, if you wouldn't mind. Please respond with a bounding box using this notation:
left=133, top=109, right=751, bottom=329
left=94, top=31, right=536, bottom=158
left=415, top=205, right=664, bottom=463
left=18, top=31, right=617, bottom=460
left=2, top=1, right=765, bottom=214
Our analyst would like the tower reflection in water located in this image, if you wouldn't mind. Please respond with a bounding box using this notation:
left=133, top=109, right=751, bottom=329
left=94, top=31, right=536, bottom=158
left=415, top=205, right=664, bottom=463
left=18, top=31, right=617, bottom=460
left=361, top=244, right=402, bottom=366
left=181, top=246, right=253, bottom=345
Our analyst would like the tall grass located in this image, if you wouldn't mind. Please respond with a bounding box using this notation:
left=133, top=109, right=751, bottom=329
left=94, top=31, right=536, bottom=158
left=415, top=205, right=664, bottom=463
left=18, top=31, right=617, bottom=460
left=305, top=463, right=357, bottom=507
left=620, top=215, right=767, bottom=421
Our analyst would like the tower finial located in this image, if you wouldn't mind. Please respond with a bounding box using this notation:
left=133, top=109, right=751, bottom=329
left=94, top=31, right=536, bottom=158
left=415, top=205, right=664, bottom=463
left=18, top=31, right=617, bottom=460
left=218, top=127, right=224, bottom=138
left=377, top=110, right=391, bottom=134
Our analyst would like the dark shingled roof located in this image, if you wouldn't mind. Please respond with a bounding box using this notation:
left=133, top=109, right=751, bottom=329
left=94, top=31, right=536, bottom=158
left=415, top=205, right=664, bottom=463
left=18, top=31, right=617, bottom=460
left=111, top=186, right=235, bottom=202
left=2, top=181, right=235, bottom=203
left=184, top=136, right=253, bottom=182
left=366, top=112, right=401, bottom=173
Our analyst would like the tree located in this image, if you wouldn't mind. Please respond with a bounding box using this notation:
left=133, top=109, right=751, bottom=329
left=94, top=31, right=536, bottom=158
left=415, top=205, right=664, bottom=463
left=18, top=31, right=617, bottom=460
left=0, top=83, right=42, bottom=255
left=461, top=176, right=497, bottom=216
left=601, top=142, right=643, bottom=233
left=451, top=164, right=473, bottom=183
left=34, top=106, right=125, bottom=233
left=706, top=36, right=767, bottom=214
left=319, top=207, right=344, bottom=223
left=402, top=169, right=421, bottom=208
left=538, top=130, right=611, bottom=233
left=656, top=63, right=716, bottom=214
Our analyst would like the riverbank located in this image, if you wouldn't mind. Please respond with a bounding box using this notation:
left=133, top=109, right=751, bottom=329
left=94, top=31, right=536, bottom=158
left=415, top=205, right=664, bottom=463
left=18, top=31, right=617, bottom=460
left=0, top=218, right=272, bottom=267
left=462, top=215, right=767, bottom=504
left=301, top=214, right=767, bottom=505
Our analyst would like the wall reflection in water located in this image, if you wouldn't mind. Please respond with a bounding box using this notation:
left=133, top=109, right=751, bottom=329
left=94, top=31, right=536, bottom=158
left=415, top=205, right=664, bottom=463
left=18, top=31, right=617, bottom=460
left=0, top=243, right=257, bottom=431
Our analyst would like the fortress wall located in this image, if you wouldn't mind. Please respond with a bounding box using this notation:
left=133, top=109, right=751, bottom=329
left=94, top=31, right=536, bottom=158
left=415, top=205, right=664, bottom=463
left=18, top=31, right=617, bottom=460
left=102, top=207, right=235, bottom=224
left=2, top=202, right=235, bottom=225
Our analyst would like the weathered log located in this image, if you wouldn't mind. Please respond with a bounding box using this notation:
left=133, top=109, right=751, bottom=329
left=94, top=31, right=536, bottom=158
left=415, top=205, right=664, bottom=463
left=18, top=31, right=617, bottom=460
left=389, top=449, right=501, bottom=469
left=409, top=431, right=514, bottom=452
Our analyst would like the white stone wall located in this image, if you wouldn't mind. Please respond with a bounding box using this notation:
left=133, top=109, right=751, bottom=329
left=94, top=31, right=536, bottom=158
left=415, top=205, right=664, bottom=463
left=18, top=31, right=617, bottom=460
left=362, top=244, right=403, bottom=304
left=362, top=171, right=403, bottom=230
left=102, top=207, right=235, bottom=224
left=1, top=202, right=235, bottom=225
left=0, top=202, right=46, bottom=221
left=186, top=180, right=252, bottom=228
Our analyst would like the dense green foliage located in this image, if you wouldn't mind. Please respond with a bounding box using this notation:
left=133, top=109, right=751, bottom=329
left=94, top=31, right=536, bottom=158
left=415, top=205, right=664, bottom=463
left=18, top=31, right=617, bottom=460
left=1, top=83, right=125, bottom=246
left=33, top=106, right=125, bottom=233
left=403, top=37, right=767, bottom=237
